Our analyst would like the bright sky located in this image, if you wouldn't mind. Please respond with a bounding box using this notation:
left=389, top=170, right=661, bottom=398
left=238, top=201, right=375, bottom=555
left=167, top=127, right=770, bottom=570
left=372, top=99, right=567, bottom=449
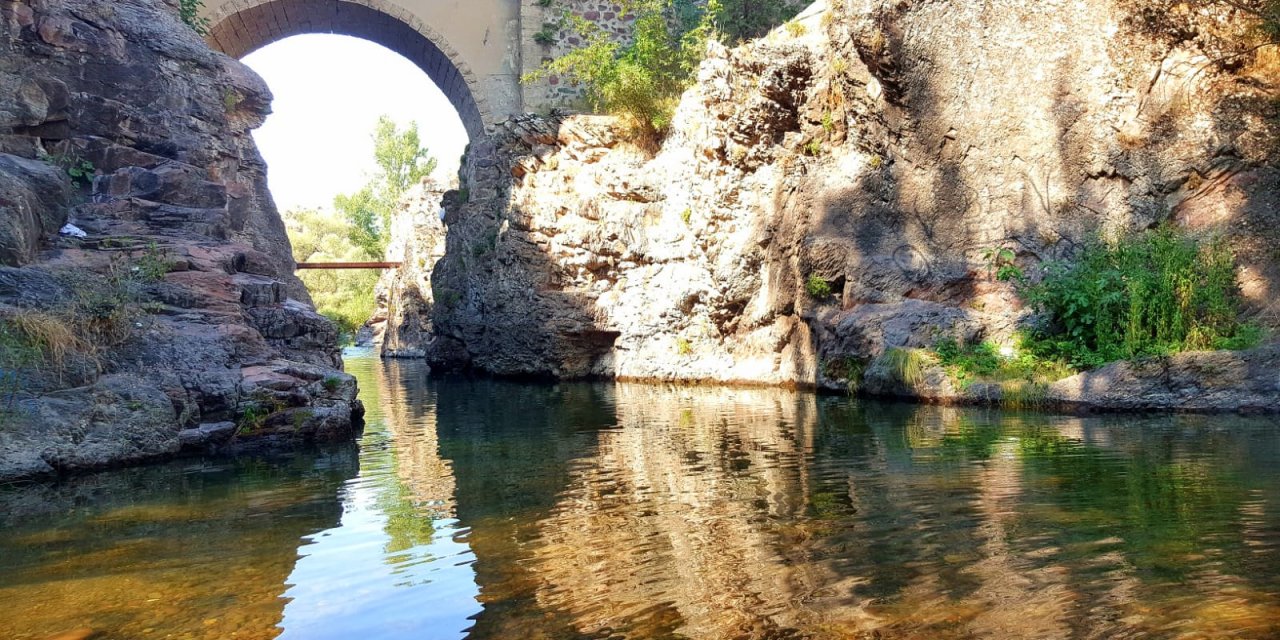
left=242, top=34, right=468, bottom=213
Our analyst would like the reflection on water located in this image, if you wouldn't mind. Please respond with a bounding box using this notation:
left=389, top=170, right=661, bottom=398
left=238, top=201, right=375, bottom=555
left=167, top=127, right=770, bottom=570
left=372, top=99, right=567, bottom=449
left=2, top=352, right=1280, bottom=639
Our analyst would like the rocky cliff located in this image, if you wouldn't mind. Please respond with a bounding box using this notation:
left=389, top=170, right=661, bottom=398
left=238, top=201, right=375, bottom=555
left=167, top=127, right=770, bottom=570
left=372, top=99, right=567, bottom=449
left=0, top=0, right=361, bottom=482
left=389, top=0, right=1280, bottom=411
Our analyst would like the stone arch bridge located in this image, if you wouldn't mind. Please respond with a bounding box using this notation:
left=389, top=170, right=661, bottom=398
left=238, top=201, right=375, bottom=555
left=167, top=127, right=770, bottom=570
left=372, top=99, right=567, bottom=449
left=201, top=0, right=580, bottom=138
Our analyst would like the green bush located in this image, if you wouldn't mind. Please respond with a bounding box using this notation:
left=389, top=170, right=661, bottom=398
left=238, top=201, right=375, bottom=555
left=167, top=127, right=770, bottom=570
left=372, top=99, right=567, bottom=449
left=178, top=0, right=210, bottom=36
left=805, top=275, right=833, bottom=299
left=932, top=335, right=1076, bottom=393
left=524, top=0, right=717, bottom=141
left=715, top=0, right=803, bottom=43
left=1021, top=226, right=1260, bottom=368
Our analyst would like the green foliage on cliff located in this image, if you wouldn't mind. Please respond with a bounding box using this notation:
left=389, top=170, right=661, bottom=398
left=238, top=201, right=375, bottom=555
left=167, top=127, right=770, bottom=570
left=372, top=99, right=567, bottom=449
left=715, top=0, right=801, bottom=42
left=335, top=116, right=438, bottom=258
left=805, top=275, right=832, bottom=299
left=178, top=0, right=211, bottom=36
left=525, top=0, right=718, bottom=140
left=285, top=208, right=381, bottom=341
left=1020, top=226, right=1261, bottom=369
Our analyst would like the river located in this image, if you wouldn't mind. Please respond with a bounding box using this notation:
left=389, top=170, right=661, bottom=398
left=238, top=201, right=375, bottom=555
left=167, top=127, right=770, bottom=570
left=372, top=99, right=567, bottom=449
left=2, top=351, right=1279, bottom=639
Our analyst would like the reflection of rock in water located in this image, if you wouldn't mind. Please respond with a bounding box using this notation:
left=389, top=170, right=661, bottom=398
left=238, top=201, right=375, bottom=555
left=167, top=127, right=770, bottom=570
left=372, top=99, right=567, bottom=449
left=435, top=380, right=1280, bottom=640
left=529, top=385, right=830, bottom=638
left=0, top=447, right=358, bottom=640
left=375, top=359, right=456, bottom=520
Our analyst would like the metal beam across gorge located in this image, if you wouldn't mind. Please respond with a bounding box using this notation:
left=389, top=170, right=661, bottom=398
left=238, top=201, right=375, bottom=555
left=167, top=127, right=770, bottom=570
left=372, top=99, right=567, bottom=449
left=296, top=262, right=403, bottom=270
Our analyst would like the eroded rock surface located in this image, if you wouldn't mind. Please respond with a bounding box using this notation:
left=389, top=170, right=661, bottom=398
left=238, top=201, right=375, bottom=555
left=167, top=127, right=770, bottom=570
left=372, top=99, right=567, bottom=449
left=401, top=0, right=1279, bottom=411
left=0, top=0, right=361, bottom=482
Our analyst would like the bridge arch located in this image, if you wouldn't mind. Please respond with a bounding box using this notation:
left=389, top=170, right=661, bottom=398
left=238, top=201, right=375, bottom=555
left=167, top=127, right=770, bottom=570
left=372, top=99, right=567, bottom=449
left=204, top=0, right=499, bottom=139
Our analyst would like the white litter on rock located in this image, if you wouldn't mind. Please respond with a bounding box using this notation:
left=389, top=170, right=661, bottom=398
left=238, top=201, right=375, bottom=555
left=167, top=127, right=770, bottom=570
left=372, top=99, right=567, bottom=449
left=59, top=223, right=87, bottom=238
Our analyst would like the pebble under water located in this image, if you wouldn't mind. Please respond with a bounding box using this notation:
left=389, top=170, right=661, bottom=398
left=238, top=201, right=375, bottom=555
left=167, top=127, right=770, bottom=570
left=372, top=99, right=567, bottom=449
left=3, top=351, right=1280, bottom=639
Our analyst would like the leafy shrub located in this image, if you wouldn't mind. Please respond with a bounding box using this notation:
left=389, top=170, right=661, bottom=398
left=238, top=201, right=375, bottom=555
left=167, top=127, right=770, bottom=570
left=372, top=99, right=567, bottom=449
left=178, top=0, right=211, bottom=36
left=823, top=356, right=865, bottom=393
left=524, top=0, right=717, bottom=141
left=932, top=335, right=1076, bottom=397
left=805, top=275, right=833, bottom=299
left=534, top=23, right=559, bottom=46
left=715, top=0, right=804, bottom=42
left=1021, top=226, right=1260, bottom=368
left=934, top=338, right=1001, bottom=380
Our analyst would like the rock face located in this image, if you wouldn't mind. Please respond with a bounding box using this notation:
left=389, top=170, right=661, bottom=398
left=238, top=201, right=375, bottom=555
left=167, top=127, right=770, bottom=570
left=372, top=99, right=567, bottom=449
left=0, top=0, right=362, bottom=482
left=403, top=0, right=1280, bottom=411
left=368, top=178, right=450, bottom=358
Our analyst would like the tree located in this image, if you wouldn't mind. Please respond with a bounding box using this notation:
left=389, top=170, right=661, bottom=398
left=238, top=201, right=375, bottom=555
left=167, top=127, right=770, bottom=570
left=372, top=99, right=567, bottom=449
left=284, top=208, right=382, bottom=340
left=334, top=116, right=438, bottom=258
left=373, top=116, right=439, bottom=196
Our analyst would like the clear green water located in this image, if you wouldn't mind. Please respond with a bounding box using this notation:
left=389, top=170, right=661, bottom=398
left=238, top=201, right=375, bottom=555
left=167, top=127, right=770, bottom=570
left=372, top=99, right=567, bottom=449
left=3, top=352, right=1280, bottom=639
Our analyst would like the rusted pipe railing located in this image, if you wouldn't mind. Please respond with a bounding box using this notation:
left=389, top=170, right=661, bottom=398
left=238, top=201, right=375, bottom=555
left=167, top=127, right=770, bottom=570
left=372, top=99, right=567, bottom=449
left=296, top=262, right=402, bottom=270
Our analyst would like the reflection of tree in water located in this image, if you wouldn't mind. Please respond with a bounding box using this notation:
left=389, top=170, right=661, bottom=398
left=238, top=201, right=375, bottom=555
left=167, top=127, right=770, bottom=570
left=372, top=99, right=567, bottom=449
left=356, top=358, right=457, bottom=562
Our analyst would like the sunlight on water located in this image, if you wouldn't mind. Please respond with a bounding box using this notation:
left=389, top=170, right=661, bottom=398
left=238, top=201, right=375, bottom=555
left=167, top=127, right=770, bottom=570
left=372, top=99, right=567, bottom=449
left=2, top=352, right=1279, bottom=639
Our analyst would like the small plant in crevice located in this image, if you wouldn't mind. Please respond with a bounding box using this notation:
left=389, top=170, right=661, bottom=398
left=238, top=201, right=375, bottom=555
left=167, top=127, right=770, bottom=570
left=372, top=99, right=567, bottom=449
left=982, top=246, right=1023, bottom=282
left=291, top=409, right=314, bottom=431
left=322, top=376, right=342, bottom=393
left=823, top=356, right=866, bottom=394
left=804, top=139, right=823, bottom=157
left=534, top=22, right=560, bottom=46
left=132, top=243, right=172, bottom=282
left=222, top=89, right=241, bottom=113
left=805, top=275, right=833, bottom=299
left=38, top=150, right=96, bottom=189
left=821, top=112, right=836, bottom=134
left=238, top=404, right=267, bottom=436
left=785, top=20, right=807, bottom=37
left=537, top=0, right=555, bottom=6
left=676, top=337, right=694, bottom=356
left=237, top=391, right=287, bottom=436
left=680, top=207, right=693, bottom=225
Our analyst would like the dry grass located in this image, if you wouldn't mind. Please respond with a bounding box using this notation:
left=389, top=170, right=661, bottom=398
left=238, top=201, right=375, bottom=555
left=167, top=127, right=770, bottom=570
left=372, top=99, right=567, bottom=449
left=3, top=309, right=85, bottom=371
left=879, top=347, right=931, bottom=389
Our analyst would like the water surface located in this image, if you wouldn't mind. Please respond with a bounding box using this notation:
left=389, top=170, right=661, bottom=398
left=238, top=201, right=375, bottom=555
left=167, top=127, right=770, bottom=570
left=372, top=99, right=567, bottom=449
left=3, top=353, right=1280, bottom=639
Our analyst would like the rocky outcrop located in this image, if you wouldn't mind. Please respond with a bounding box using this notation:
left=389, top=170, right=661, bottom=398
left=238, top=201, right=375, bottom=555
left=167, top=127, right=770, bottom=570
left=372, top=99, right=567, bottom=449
left=367, top=178, right=450, bottom=358
left=0, top=0, right=361, bottom=482
left=410, top=0, right=1280, bottom=411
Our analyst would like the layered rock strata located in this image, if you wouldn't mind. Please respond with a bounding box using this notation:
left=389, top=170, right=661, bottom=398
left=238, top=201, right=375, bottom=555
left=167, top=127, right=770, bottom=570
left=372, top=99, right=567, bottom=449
left=0, top=0, right=362, bottom=481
